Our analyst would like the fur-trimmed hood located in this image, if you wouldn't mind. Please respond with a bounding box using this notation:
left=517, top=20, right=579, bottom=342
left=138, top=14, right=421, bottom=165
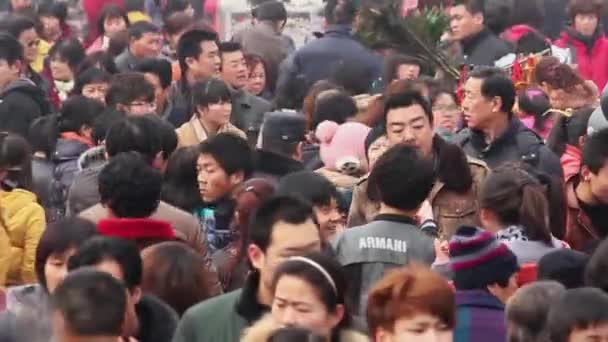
left=241, top=314, right=369, bottom=342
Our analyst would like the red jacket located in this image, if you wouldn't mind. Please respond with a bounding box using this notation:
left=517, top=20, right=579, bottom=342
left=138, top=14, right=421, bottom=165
left=555, top=29, right=608, bottom=91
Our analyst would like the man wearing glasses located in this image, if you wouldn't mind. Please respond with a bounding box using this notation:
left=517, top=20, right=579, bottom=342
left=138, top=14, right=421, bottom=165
left=105, top=72, right=157, bottom=116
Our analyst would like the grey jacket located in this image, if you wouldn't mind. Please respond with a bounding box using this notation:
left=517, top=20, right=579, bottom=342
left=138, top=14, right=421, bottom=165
left=332, top=214, right=435, bottom=319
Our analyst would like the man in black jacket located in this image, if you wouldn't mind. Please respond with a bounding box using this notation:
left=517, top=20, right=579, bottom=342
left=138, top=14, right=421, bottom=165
left=448, top=0, right=513, bottom=66
left=456, top=67, right=562, bottom=177
left=0, top=33, right=48, bottom=138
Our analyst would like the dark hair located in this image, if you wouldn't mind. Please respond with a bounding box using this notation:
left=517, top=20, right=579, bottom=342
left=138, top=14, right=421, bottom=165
left=108, top=29, right=129, bottom=57
left=568, top=0, right=603, bottom=21
left=546, top=107, right=593, bottom=157
left=506, top=281, right=566, bottom=342
left=77, top=51, right=119, bottom=74
left=272, top=253, right=350, bottom=331
left=48, top=38, right=86, bottom=73
left=74, top=67, right=111, bottom=95
left=324, top=0, right=357, bottom=25
left=141, top=242, right=215, bottom=316
left=453, top=0, right=484, bottom=15
left=97, top=4, right=129, bottom=36
left=383, top=90, right=434, bottom=125
left=219, top=41, right=242, bottom=56
left=268, top=327, right=326, bottom=342
left=177, top=29, right=218, bottom=74
left=35, top=217, right=98, bottom=291
left=311, top=91, right=357, bottom=130
left=585, top=237, right=608, bottom=292
left=249, top=196, right=318, bottom=252
left=518, top=87, right=551, bottom=131
left=582, top=128, right=608, bottom=174
left=92, top=109, right=126, bottom=145
left=0, top=133, right=32, bottom=191
left=191, top=78, right=232, bottom=115
left=51, top=269, right=127, bottom=337
left=547, top=287, right=608, bottom=342
left=147, top=114, right=177, bottom=160
left=58, top=96, right=105, bottom=133
left=125, top=0, right=145, bottom=11
left=163, top=11, right=194, bottom=36
left=68, top=236, right=143, bottom=290
left=244, top=53, right=267, bottom=76
left=509, top=0, right=545, bottom=28
left=28, top=115, right=58, bottom=157
left=198, top=133, right=253, bottom=177
left=163, top=0, right=191, bottom=18
left=105, top=115, right=162, bottom=163
left=367, top=144, right=435, bottom=211
left=329, top=59, right=376, bottom=96
left=538, top=249, right=589, bottom=289
left=37, top=2, right=67, bottom=24
left=479, top=165, right=553, bottom=244
left=127, top=20, right=158, bottom=41
left=429, top=86, right=458, bottom=109
left=383, top=54, right=424, bottom=83
left=534, top=56, right=586, bottom=91
left=302, top=81, right=343, bottom=131
left=161, top=146, right=204, bottom=212
left=0, top=14, right=36, bottom=38
left=0, top=33, right=24, bottom=65
left=276, top=171, right=340, bottom=208
left=99, top=151, right=162, bottom=218
left=468, top=67, right=516, bottom=114
left=136, top=58, right=172, bottom=89
left=105, top=72, right=155, bottom=107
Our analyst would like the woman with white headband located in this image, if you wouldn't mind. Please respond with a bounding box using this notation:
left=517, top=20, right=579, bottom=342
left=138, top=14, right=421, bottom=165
left=241, top=252, right=369, bottom=342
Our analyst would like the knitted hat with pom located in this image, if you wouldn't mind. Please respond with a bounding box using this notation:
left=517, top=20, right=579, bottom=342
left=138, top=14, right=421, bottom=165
left=315, top=120, right=371, bottom=175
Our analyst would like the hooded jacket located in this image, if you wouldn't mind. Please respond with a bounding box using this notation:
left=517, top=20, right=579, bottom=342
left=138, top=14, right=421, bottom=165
left=555, top=28, right=608, bottom=90
left=0, top=78, right=49, bottom=138
left=0, top=189, right=45, bottom=285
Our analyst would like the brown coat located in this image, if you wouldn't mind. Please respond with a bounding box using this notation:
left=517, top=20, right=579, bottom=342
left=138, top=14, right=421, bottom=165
left=565, top=178, right=599, bottom=251
left=347, top=158, right=488, bottom=240
left=78, top=201, right=223, bottom=295
left=176, top=116, right=246, bottom=148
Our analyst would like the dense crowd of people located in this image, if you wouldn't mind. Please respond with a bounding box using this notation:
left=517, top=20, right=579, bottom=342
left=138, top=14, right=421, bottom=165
left=1, top=0, right=608, bottom=341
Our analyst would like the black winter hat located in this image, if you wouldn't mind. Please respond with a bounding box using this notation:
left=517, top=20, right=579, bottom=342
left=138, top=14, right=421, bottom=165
left=538, top=249, right=589, bottom=289
left=252, top=1, right=287, bottom=21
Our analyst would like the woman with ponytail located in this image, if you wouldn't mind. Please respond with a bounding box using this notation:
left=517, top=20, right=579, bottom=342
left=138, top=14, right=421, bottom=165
left=479, top=164, right=566, bottom=264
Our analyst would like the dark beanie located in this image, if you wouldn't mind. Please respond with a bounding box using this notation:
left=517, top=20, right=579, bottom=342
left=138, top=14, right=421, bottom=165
left=449, top=226, right=519, bottom=290
left=253, top=1, right=287, bottom=21
left=538, top=249, right=589, bottom=289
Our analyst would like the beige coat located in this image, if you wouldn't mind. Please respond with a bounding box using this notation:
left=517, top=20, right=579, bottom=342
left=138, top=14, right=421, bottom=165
left=176, top=116, right=246, bottom=148
left=241, top=314, right=369, bottom=342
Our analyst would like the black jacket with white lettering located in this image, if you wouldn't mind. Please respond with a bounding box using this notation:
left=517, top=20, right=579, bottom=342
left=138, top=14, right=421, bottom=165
left=331, top=214, right=435, bottom=323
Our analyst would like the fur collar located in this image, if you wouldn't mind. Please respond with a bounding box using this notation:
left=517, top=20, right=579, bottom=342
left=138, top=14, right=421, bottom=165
left=241, top=314, right=369, bottom=342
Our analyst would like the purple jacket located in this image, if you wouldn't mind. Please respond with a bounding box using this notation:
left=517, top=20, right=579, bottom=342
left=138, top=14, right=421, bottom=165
left=454, top=290, right=507, bottom=342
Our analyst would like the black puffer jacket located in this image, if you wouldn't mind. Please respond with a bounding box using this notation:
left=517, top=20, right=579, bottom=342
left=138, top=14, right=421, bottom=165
left=0, top=78, right=50, bottom=138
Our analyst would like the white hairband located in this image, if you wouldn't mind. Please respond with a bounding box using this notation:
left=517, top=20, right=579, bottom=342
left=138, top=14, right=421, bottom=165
left=288, top=256, right=337, bottom=295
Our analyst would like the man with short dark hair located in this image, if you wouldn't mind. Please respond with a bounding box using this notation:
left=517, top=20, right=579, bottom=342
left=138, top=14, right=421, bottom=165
left=566, top=128, right=608, bottom=250
left=173, top=196, right=322, bottom=342
left=167, top=29, right=221, bottom=127
left=196, top=133, right=254, bottom=253
left=232, top=0, right=294, bottom=93
left=546, top=288, right=608, bottom=342
left=0, top=33, right=49, bottom=137
left=51, top=269, right=128, bottom=342
left=136, top=58, right=174, bottom=119
left=97, top=152, right=175, bottom=248
left=276, top=0, right=381, bottom=107
left=333, top=145, right=436, bottom=321
left=115, top=21, right=162, bottom=72
left=105, top=72, right=157, bottom=115
left=253, top=111, right=306, bottom=184
left=68, top=236, right=178, bottom=342
left=456, top=67, right=561, bottom=176
left=448, top=0, right=512, bottom=66
left=219, top=41, right=271, bottom=145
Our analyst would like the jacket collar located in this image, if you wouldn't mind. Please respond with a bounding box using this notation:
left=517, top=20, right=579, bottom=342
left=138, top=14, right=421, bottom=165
left=564, top=27, right=601, bottom=51
left=461, top=28, right=494, bottom=55
left=230, top=87, right=253, bottom=110
left=469, top=117, right=521, bottom=152
left=455, top=289, right=505, bottom=310
left=236, top=271, right=270, bottom=324
left=373, top=213, right=417, bottom=225
left=324, top=24, right=353, bottom=37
